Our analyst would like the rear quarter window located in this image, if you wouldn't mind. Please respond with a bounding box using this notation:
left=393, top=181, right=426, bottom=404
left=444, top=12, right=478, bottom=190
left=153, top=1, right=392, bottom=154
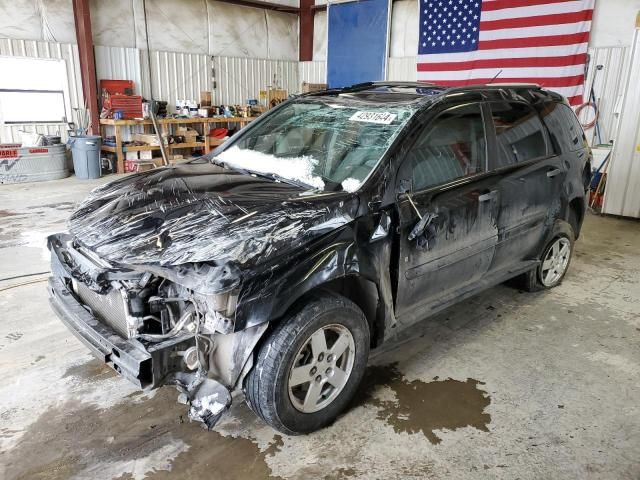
left=489, top=102, right=548, bottom=168
left=539, top=102, right=588, bottom=153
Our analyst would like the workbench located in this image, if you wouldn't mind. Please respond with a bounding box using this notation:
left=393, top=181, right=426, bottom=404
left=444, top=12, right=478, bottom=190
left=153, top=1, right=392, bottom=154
left=99, top=117, right=256, bottom=173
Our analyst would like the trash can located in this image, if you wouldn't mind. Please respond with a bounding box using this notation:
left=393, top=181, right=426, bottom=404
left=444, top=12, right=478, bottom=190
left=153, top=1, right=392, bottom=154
left=69, top=135, right=102, bottom=179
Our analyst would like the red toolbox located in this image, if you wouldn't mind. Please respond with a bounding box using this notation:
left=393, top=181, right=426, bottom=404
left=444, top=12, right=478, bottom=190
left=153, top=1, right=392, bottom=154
left=108, top=95, right=143, bottom=119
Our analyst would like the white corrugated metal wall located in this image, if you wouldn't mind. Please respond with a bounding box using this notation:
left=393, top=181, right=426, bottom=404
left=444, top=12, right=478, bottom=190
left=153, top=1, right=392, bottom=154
left=602, top=27, right=640, bottom=218
left=0, top=38, right=83, bottom=143
left=142, top=50, right=212, bottom=109
left=94, top=46, right=143, bottom=95
left=94, top=47, right=301, bottom=109
left=299, top=61, right=327, bottom=85
left=212, top=56, right=299, bottom=105
left=1, top=38, right=304, bottom=143
left=387, top=57, right=418, bottom=82
left=579, top=46, right=631, bottom=145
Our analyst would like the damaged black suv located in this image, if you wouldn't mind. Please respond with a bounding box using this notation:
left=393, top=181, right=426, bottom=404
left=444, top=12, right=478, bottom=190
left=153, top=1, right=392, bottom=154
left=48, top=82, right=591, bottom=434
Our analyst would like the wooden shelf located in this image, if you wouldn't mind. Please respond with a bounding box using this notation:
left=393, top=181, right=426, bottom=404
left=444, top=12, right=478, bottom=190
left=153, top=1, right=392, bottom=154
left=103, top=142, right=209, bottom=153
left=123, top=144, right=161, bottom=152
left=100, top=116, right=253, bottom=173
left=100, top=117, right=256, bottom=126
left=169, top=142, right=205, bottom=149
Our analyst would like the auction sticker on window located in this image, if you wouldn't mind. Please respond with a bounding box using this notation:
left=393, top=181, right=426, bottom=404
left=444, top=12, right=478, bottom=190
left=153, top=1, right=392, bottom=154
left=349, top=111, right=397, bottom=125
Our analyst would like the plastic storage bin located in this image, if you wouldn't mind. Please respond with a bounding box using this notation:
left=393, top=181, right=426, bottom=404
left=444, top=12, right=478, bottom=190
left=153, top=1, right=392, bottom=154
left=69, top=136, right=102, bottom=179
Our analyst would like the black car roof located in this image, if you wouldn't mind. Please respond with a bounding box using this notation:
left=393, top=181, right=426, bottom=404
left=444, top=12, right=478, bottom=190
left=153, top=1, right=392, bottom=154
left=302, top=81, right=565, bottom=106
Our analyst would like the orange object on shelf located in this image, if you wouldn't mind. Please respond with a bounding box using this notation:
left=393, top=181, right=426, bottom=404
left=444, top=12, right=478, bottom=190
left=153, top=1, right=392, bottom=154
left=209, top=127, right=229, bottom=139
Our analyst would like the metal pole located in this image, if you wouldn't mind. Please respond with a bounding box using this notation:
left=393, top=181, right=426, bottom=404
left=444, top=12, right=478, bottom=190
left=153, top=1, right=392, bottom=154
left=142, top=0, right=168, bottom=166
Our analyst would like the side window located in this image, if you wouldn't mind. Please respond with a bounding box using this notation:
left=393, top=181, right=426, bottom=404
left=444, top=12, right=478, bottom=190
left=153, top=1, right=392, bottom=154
left=406, top=103, right=487, bottom=191
left=539, top=102, right=588, bottom=153
left=489, top=102, right=548, bottom=167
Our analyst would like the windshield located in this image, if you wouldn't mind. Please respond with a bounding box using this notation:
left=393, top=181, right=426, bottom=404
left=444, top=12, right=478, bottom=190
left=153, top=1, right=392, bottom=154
left=216, top=99, right=417, bottom=192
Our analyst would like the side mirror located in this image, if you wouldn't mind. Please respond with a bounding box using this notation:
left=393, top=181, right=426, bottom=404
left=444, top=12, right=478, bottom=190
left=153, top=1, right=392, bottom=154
left=409, top=212, right=438, bottom=241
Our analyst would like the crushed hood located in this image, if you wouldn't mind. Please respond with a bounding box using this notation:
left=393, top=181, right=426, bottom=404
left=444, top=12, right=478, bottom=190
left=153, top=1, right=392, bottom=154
left=68, top=161, right=358, bottom=268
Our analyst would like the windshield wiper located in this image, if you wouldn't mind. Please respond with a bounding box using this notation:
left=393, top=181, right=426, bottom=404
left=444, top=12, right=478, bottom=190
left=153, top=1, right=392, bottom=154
left=213, top=158, right=317, bottom=191
left=265, top=172, right=316, bottom=190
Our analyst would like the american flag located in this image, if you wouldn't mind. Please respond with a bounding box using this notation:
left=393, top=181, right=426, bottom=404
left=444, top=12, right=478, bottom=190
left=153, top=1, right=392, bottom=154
left=417, top=0, right=595, bottom=105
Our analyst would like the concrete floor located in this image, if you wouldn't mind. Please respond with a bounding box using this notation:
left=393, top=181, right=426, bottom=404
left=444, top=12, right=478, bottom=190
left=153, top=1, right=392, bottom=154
left=0, top=176, right=639, bottom=480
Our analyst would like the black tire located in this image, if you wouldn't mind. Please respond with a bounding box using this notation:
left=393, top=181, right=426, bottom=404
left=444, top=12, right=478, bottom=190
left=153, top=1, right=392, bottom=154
left=519, top=220, right=575, bottom=292
left=244, top=292, right=370, bottom=435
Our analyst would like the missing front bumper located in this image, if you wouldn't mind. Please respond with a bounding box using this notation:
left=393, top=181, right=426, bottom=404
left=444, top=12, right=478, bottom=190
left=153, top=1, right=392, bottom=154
left=48, top=275, right=233, bottom=428
left=48, top=276, right=155, bottom=388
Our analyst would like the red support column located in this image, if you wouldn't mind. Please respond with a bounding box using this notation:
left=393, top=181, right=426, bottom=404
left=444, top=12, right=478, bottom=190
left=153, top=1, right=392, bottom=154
left=300, top=0, right=315, bottom=62
left=72, top=0, right=99, bottom=135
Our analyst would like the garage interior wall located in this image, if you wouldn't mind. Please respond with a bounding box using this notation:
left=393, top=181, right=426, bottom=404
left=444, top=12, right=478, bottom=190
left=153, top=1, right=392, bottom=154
left=0, top=38, right=84, bottom=143
left=0, top=0, right=301, bottom=142
left=1, top=0, right=638, bottom=144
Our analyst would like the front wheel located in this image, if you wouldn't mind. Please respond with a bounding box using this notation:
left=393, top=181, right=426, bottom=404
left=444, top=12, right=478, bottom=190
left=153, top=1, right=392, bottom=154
left=244, top=293, right=370, bottom=435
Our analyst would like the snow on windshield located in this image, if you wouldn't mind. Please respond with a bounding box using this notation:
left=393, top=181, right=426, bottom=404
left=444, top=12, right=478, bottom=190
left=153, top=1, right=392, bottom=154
left=217, top=146, right=325, bottom=190
left=341, top=178, right=362, bottom=193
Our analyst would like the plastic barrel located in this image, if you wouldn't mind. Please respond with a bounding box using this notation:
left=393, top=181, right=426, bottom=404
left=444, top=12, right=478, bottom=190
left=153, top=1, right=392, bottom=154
left=69, top=135, right=102, bottom=179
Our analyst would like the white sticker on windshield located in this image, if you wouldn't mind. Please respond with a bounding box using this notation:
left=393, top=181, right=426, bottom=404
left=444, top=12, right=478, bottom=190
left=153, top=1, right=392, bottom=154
left=349, top=111, right=397, bottom=125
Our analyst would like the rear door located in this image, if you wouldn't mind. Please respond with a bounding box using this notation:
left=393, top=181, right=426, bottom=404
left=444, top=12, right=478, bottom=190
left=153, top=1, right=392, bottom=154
left=394, top=102, right=499, bottom=321
left=487, top=101, right=566, bottom=271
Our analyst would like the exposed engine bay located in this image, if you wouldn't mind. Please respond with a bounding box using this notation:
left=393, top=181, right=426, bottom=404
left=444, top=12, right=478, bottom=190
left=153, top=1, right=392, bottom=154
left=48, top=233, right=268, bottom=428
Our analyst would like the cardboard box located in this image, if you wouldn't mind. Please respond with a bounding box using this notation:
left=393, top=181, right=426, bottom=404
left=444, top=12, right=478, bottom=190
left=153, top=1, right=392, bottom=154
left=132, top=133, right=165, bottom=146
left=260, top=89, right=288, bottom=108
left=200, top=91, right=212, bottom=107
left=125, top=151, right=139, bottom=160
left=135, top=162, right=155, bottom=172
left=139, top=150, right=154, bottom=160
left=176, top=127, right=199, bottom=142
left=302, top=82, right=327, bottom=93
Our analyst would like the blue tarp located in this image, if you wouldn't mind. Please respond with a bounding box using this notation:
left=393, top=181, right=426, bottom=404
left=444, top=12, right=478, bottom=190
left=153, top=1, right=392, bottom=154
left=327, top=0, right=390, bottom=89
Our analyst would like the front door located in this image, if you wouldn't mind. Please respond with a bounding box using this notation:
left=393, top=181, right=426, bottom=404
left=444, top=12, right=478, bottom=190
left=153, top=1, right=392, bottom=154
left=394, top=102, right=499, bottom=322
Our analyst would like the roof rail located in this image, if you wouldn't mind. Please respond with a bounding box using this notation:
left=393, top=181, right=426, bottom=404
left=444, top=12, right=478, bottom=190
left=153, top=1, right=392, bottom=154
left=445, top=83, right=542, bottom=93
left=341, top=81, right=440, bottom=92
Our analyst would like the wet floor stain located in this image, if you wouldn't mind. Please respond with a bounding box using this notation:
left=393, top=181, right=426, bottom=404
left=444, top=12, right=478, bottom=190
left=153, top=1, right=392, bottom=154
left=4, top=359, right=491, bottom=479
left=27, top=202, right=76, bottom=211
left=62, top=358, right=116, bottom=382
left=0, top=209, right=18, bottom=218
left=325, top=467, right=357, bottom=479
left=3, top=361, right=283, bottom=480
left=354, top=364, right=491, bottom=444
left=30, top=355, right=46, bottom=365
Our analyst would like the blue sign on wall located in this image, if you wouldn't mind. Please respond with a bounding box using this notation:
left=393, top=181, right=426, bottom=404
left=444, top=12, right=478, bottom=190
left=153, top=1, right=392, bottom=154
left=327, top=0, right=390, bottom=89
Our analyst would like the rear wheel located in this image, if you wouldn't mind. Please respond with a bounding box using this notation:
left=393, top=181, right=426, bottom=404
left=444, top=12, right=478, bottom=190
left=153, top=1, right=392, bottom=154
left=539, top=237, right=572, bottom=287
left=519, top=220, right=575, bottom=292
left=244, top=293, right=370, bottom=435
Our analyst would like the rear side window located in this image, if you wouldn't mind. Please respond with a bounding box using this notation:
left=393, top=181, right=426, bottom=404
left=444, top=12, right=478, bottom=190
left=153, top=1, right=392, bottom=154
left=406, top=103, right=487, bottom=191
left=489, top=102, right=548, bottom=167
left=539, top=102, right=587, bottom=153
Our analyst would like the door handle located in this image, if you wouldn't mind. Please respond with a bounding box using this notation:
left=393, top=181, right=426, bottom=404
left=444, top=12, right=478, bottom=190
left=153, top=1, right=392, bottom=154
left=547, top=168, right=562, bottom=178
left=478, top=190, right=497, bottom=202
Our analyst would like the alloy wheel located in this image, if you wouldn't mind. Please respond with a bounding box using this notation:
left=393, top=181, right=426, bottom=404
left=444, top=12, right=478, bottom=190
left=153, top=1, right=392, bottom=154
left=288, top=324, right=356, bottom=413
left=540, top=237, right=571, bottom=287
